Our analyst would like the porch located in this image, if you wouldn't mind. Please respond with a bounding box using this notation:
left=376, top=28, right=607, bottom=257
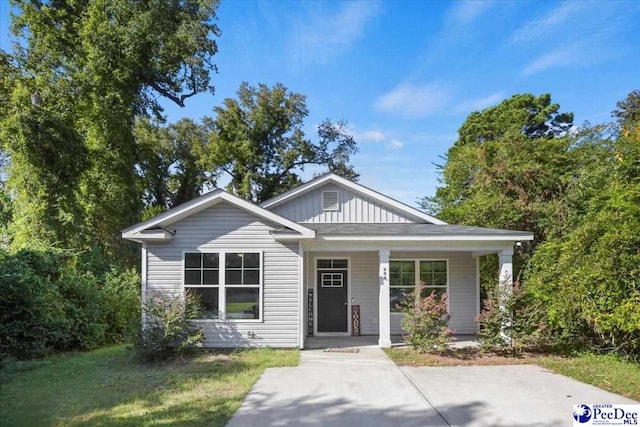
left=304, top=335, right=480, bottom=350
left=301, top=245, right=516, bottom=349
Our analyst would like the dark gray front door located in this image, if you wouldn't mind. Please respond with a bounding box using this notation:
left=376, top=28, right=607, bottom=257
left=317, top=270, right=348, bottom=333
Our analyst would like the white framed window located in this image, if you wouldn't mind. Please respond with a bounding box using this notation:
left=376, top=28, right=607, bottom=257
left=184, top=251, right=262, bottom=321
left=322, top=191, right=339, bottom=211
left=321, top=272, right=344, bottom=287
left=389, top=259, right=448, bottom=312
left=184, top=253, right=220, bottom=319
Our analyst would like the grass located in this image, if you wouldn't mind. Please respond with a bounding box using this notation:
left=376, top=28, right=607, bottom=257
left=0, top=344, right=299, bottom=427
left=384, top=347, right=640, bottom=401
left=537, top=353, right=640, bottom=401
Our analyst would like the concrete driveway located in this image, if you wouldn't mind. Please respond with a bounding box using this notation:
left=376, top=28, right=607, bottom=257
left=227, top=346, right=637, bottom=427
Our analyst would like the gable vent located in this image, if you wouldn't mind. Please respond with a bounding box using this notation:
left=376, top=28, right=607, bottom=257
left=322, top=191, right=339, bottom=211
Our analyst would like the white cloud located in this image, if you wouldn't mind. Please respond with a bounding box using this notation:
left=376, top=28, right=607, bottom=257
left=291, top=1, right=381, bottom=66
left=454, top=92, right=504, bottom=113
left=353, top=129, right=386, bottom=142
left=374, top=82, right=452, bottom=118
left=522, top=43, right=586, bottom=76
left=510, top=2, right=585, bottom=44
left=447, top=0, right=493, bottom=27
left=387, top=139, right=404, bottom=150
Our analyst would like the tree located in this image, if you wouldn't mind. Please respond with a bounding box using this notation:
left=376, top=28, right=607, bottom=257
left=135, top=118, right=215, bottom=215
left=526, top=91, right=640, bottom=358
left=1, top=0, right=220, bottom=258
left=423, top=94, right=576, bottom=250
left=206, top=82, right=359, bottom=203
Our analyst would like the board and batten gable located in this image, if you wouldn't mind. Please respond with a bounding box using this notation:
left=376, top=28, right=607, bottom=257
left=269, top=183, right=423, bottom=223
left=145, top=201, right=300, bottom=348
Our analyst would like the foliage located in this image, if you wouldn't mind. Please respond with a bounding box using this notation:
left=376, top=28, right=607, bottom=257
left=424, top=90, right=640, bottom=359
left=1, top=0, right=220, bottom=259
left=132, top=291, right=204, bottom=362
left=424, top=94, right=577, bottom=249
left=400, top=289, right=453, bottom=353
left=476, top=281, right=545, bottom=356
left=135, top=117, right=215, bottom=212
left=0, top=249, right=140, bottom=360
left=207, top=82, right=359, bottom=203
left=526, top=91, right=640, bottom=360
left=0, top=345, right=299, bottom=427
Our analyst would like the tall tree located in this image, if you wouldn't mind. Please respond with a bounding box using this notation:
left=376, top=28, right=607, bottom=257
left=135, top=117, right=214, bottom=216
left=1, top=0, right=220, bottom=258
left=526, top=91, right=640, bottom=357
left=423, top=94, right=576, bottom=250
left=207, top=82, right=359, bottom=203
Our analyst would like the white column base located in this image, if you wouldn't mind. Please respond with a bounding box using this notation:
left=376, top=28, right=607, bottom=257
left=378, top=339, right=392, bottom=348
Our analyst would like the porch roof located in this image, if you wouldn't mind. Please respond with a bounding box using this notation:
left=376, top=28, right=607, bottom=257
left=272, top=223, right=533, bottom=241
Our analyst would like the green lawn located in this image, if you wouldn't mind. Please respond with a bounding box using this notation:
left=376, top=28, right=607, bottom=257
left=384, top=347, right=640, bottom=401
left=0, top=345, right=299, bottom=427
left=537, top=353, right=640, bottom=401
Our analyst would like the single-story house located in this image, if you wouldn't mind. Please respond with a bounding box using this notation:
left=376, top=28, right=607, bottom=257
left=122, top=173, right=533, bottom=348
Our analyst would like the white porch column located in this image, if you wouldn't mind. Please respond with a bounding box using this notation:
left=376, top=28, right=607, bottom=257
left=498, top=247, right=514, bottom=341
left=498, top=247, right=514, bottom=289
left=378, top=249, right=391, bottom=348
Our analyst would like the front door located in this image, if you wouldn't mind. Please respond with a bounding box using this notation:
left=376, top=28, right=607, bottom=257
left=317, top=269, right=348, bottom=333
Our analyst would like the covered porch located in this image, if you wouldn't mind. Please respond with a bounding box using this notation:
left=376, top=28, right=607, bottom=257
left=299, top=230, right=529, bottom=348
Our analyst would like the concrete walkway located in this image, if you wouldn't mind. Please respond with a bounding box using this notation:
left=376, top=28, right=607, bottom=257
left=227, top=345, right=638, bottom=427
left=402, top=365, right=638, bottom=427
left=226, top=345, right=447, bottom=426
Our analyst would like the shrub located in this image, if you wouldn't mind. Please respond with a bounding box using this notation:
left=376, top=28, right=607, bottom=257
left=101, top=267, right=141, bottom=343
left=400, top=289, right=453, bottom=353
left=0, top=248, right=141, bottom=360
left=476, top=280, right=545, bottom=356
left=0, top=250, right=68, bottom=359
left=132, top=290, right=204, bottom=362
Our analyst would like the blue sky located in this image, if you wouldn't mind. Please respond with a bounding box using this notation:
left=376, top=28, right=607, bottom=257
left=1, top=1, right=639, bottom=207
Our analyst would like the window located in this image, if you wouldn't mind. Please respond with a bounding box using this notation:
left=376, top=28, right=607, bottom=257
left=322, top=191, right=339, bottom=211
left=389, top=260, right=448, bottom=312
left=184, top=252, right=261, bottom=321
left=321, top=272, right=343, bottom=287
left=317, top=259, right=348, bottom=269
left=389, top=261, right=415, bottom=312
left=420, top=260, right=447, bottom=298
left=225, top=253, right=261, bottom=320
left=184, top=253, right=220, bottom=319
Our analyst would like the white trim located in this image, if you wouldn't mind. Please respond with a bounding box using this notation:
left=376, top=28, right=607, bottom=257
left=313, top=256, right=351, bottom=336
left=298, top=242, right=305, bottom=349
left=303, top=240, right=523, bottom=253
left=316, top=234, right=533, bottom=242
left=122, top=189, right=315, bottom=241
left=141, top=242, right=147, bottom=326
left=182, top=250, right=264, bottom=323
left=475, top=256, right=481, bottom=333
left=260, top=173, right=447, bottom=225
left=388, top=258, right=450, bottom=314
left=127, top=229, right=174, bottom=241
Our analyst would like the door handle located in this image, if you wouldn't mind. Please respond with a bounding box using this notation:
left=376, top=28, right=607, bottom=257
left=344, top=302, right=348, bottom=306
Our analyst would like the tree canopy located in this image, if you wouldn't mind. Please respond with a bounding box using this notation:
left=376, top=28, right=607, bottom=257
left=425, top=91, right=640, bottom=358
left=1, top=0, right=221, bottom=258
left=206, top=82, right=359, bottom=203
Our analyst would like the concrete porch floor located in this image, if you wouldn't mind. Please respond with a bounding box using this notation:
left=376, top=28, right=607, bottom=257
left=304, top=334, right=480, bottom=349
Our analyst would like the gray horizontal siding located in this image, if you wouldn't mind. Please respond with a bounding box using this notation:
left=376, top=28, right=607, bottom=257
left=146, top=202, right=300, bottom=348
left=271, top=183, right=420, bottom=223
